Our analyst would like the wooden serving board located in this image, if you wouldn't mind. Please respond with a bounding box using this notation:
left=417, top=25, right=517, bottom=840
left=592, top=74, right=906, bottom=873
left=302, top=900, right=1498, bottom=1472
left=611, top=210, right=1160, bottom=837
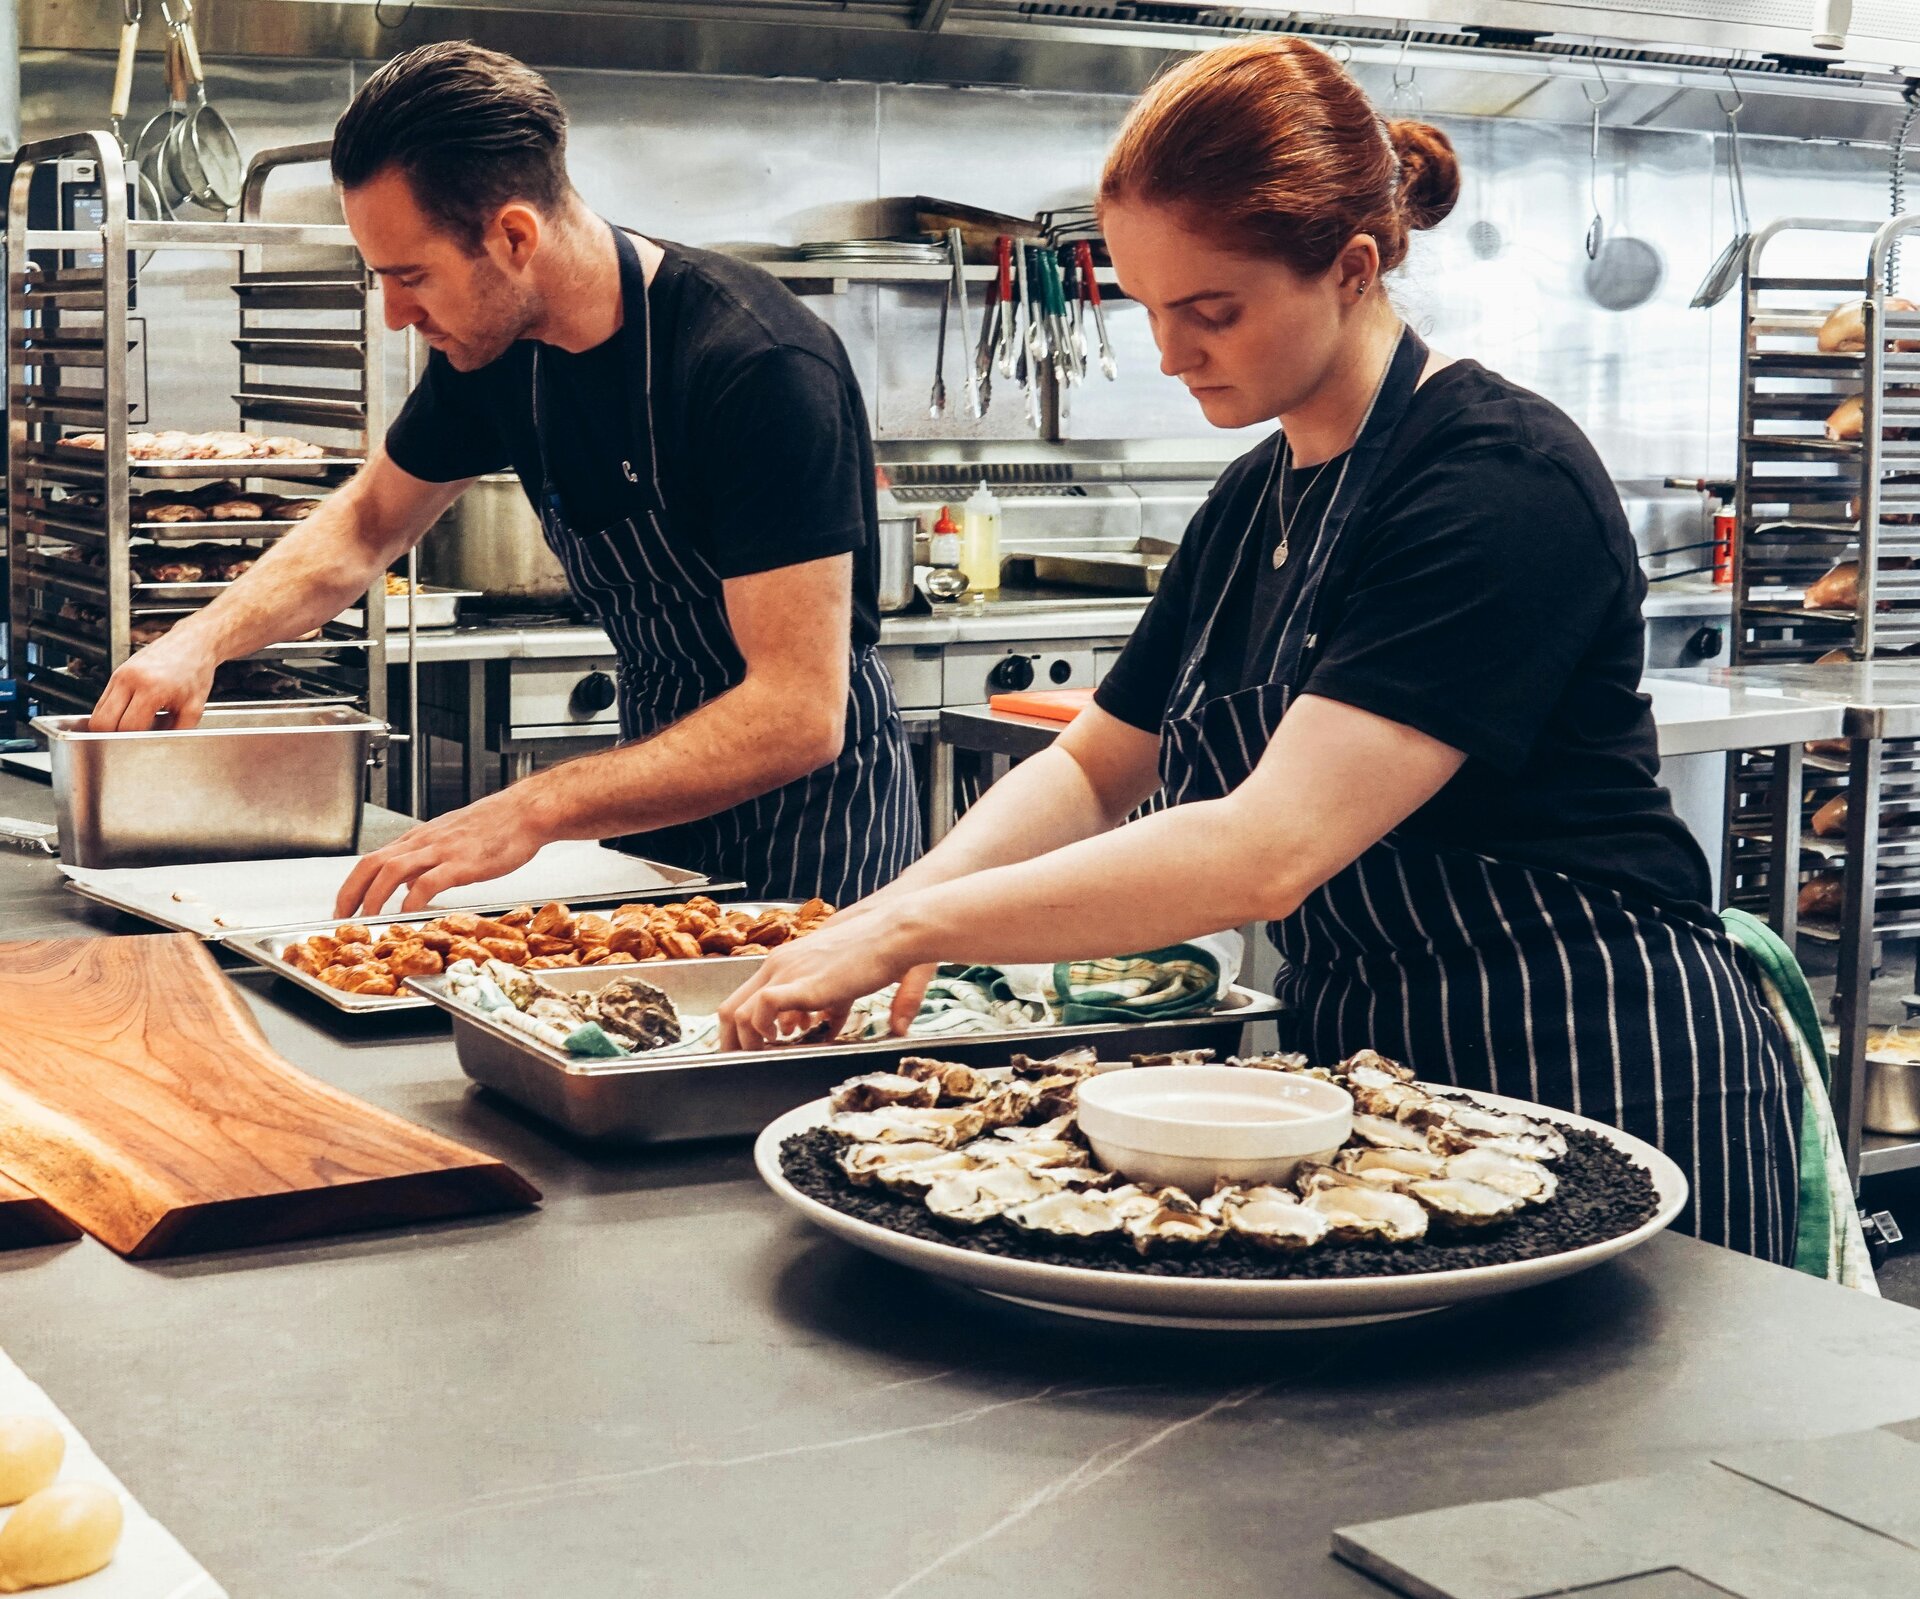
left=0, top=936, right=540, bottom=1258
left=0, top=1172, right=81, bottom=1250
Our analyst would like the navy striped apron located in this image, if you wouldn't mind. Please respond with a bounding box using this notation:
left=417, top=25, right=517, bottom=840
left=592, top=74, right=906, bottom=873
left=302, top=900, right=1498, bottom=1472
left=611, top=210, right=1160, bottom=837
left=527, top=229, right=920, bottom=905
left=1158, top=326, right=1801, bottom=1262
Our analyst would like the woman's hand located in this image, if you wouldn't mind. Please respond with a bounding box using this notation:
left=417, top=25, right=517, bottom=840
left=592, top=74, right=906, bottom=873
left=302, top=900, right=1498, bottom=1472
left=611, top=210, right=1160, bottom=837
left=718, top=902, right=937, bottom=1051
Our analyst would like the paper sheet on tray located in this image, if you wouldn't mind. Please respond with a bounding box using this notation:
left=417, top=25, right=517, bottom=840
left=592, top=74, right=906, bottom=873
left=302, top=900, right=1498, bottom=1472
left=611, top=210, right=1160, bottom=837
left=0, top=1342, right=226, bottom=1597
left=62, top=841, right=703, bottom=938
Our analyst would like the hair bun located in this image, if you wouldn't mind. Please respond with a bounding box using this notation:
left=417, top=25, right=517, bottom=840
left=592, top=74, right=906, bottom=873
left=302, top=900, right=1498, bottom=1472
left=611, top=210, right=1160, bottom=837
left=1387, top=119, right=1460, bottom=232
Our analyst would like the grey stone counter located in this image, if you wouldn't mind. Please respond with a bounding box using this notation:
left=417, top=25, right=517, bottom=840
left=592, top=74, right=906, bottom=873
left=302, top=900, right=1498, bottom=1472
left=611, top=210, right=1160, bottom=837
left=0, top=774, right=1916, bottom=1599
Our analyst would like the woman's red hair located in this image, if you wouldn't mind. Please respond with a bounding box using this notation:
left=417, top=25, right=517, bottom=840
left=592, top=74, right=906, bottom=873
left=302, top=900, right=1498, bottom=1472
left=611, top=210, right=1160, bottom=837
left=1099, top=38, right=1460, bottom=275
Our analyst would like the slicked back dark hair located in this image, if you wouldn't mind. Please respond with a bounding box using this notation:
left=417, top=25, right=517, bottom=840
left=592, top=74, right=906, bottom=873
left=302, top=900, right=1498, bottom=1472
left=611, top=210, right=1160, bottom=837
left=332, top=42, right=570, bottom=252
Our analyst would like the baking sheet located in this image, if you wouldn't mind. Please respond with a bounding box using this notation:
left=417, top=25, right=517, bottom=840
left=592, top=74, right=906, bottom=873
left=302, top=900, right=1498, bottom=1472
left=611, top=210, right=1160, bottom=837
left=61, top=842, right=717, bottom=938
left=0, top=1341, right=226, bottom=1597
left=227, top=900, right=790, bottom=1015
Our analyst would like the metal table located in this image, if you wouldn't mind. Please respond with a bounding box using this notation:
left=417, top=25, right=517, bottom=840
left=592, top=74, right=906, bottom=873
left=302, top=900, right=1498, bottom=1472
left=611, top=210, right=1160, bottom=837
left=0, top=771, right=1917, bottom=1598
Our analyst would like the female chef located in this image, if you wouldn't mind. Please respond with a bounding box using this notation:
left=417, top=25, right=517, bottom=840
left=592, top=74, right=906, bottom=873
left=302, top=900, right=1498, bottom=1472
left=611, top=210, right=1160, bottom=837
left=721, top=38, right=1799, bottom=1260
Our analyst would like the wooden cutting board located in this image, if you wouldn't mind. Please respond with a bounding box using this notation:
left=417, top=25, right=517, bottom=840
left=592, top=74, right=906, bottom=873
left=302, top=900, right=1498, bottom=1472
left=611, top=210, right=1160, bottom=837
left=0, top=1173, right=81, bottom=1250
left=0, top=936, right=540, bottom=1258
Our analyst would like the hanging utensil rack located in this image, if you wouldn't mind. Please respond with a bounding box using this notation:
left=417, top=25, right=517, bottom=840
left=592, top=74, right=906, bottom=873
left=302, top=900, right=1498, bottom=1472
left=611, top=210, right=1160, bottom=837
left=6, top=131, right=389, bottom=730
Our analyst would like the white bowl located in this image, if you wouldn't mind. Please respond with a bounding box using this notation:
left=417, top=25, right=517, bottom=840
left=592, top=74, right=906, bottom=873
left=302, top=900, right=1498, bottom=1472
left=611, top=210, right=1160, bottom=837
left=1074, top=1065, right=1352, bottom=1193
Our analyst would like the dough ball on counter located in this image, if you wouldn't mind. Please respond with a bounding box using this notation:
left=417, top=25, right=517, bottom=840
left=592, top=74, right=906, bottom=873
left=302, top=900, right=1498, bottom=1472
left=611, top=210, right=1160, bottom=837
left=0, top=1481, right=122, bottom=1590
left=0, top=1421, right=61, bottom=1507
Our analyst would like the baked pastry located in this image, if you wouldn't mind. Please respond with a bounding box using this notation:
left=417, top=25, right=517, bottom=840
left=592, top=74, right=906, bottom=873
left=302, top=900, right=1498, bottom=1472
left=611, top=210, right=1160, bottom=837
left=1798, top=873, right=1845, bottom=920
left=1806, top=561, right=1861, bottom=610
left=279, top=498, right=323, bottom=520
left=1818, top=297, right=1920, bottom=353
left=1826, top=394, right=1864, bottom=442
left=209, top=496, right=270, bottom=520
left=137, top=557, right=206, bottom=583
left=142, top=500, right=208, bottom=524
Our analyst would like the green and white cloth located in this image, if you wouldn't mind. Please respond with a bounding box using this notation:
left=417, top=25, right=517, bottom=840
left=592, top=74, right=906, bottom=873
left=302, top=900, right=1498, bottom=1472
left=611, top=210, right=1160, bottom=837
left=1721, top=907, right=1878, bottom=1292
left=838, top=931, right=1242, bottom=1043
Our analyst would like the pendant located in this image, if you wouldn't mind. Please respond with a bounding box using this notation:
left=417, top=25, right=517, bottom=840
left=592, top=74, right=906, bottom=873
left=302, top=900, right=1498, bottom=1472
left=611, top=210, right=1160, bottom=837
left=1271, top=540, right=1290, bottom=571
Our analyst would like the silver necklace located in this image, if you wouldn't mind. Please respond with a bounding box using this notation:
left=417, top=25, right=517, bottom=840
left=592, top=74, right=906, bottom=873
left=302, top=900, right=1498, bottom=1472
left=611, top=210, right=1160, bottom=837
left=1272, top=450, right=1345, bottom=570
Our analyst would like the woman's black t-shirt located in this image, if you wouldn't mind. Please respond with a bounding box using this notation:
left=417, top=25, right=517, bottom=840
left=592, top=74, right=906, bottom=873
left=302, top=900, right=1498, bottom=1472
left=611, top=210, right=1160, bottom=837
left=1094, top=359, right=1714, bottom=918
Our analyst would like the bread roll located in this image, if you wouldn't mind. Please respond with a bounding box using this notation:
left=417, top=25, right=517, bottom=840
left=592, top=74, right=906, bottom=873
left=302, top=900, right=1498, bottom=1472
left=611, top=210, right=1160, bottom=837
left=0, top=1482, right=122, bottom=1591
left=1805, top=561, right=1860, bottom=610
left=1811, top=794, right=1848, bottom=838
left=1798, top=873, right=1845, bottom=920
left=1818, top=296, right=1920, bottom=353
left=1826, top=394, right=1864, bottom=441
left=0, top=1420, right=62, bottom=1507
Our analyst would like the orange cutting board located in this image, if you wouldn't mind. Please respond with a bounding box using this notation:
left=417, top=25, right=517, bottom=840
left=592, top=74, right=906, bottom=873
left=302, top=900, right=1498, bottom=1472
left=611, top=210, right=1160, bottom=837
left=988, top=688, right=1093, bottom=723
left=0, top=936, right=540, bottom=1258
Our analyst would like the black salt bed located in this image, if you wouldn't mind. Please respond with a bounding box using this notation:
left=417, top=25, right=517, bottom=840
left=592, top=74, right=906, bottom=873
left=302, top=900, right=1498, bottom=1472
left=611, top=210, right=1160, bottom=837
left=778, top=1126, right=1661, bottom=1280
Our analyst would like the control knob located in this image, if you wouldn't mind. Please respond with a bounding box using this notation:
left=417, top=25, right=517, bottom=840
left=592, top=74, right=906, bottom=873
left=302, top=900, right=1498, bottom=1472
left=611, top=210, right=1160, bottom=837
left=989, top=654, right=1038, bottom=693
left=571, top=670, right=618, bottom=716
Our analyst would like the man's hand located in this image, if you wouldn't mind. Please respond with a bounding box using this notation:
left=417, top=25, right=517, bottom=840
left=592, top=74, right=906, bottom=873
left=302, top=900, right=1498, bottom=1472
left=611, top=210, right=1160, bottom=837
left=88, top=633, right=219, bottom=732
left=334, top=788, right=553, bottom=918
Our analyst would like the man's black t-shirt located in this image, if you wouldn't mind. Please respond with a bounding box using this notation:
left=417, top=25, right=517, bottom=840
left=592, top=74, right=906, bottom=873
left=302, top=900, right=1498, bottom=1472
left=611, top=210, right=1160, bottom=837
left=385, top=236, right=882, bottom=647
left=1095, top=359, right=1713, bottom=918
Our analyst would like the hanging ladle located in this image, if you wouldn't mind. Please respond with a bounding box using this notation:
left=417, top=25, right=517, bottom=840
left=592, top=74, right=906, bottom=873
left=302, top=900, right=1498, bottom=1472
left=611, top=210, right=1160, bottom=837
left=1583, top=67, right=1609, bottom=262
left=1691, top=75, right=1753, bottom=309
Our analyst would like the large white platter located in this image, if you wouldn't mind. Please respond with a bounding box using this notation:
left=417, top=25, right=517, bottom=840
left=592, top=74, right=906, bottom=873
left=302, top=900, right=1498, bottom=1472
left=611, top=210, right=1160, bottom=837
left=755, top=1085, right=1688, bottom=1330
left=60, top=841, right=715, bottom=939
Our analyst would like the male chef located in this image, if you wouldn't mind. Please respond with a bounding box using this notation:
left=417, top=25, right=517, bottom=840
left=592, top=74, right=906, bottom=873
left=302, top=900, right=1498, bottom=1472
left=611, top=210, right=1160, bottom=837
left=92, top=42, right=920, bottom=914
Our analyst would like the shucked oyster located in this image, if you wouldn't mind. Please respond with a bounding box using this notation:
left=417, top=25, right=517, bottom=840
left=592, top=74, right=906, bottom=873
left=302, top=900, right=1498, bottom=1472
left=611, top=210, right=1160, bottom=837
left=1407, top=1176, right=1525, bottom=1230
left=1203, top=1186, right=1331, bottom=1252
left=1129, top=1048, right=1216, bottom=1068
left=976, top=1078, right=1043, bottom=1129
left=1336, top=1146, right=1447, bottom=1188
left=1302, top=1183, right=1429, bottom=1243
left=1336, top=1049, right=1417, bottom=1083
left=830, top=1071, right=940, bottom=1115
left=1229, top=1052, right=1328, bottom=1079
left=991, top=1113, right=1081, bottom=1147
left=1123, top=1189, right=1221, bottom=1255
left=898, top=1056, right=1000, bottom=1102
left=923, top=1165, right=1064, bottom=1225
left=826, top=1105, right=988, bottom=1148
left=1443, top=1148, right=1558, bottom=1204
left=589, top=975, right=682, bottom=1050
left=1010, top=1046, right=1098, bottom=1080
left=1003, top=1184, right=1158, bottom=1241
left=837, top=1141, right=987, bottom=1193
left=1427, top=1103, right=1568, bottom=1163
left=1350, top=1113, right=1434, bottom=1152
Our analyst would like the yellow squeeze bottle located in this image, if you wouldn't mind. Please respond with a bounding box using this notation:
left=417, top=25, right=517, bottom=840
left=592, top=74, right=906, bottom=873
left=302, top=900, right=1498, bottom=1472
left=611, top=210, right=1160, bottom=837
left=960, top=482, right=1002, bottom=597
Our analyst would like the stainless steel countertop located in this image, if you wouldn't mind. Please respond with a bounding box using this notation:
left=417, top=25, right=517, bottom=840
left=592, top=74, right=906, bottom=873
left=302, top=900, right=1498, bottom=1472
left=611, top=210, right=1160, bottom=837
left=1700, top=661, right=1920, bottom=743
left=383, top=600, right=1148, bottom=663
left=0, top=773, right=1917, bottom=1597
left=938, top=676, right=1849, bottom=762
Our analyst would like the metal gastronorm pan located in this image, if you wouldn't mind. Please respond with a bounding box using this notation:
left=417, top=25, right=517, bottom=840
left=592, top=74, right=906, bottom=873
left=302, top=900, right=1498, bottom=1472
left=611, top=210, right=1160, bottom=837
left=35, top=706, right=382, bottom=868
left=409, top=959, right=1280, bottom=1145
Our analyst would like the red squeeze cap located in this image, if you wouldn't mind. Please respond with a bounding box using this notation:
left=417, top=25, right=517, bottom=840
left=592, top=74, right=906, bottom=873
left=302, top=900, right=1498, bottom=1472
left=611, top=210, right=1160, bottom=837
left=933, top=506, right=958, bottom=533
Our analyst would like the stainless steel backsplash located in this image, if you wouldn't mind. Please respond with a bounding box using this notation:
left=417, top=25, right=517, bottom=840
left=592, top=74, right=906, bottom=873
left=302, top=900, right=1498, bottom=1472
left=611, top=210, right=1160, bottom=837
left=15, top=47, right=1900, bottom=562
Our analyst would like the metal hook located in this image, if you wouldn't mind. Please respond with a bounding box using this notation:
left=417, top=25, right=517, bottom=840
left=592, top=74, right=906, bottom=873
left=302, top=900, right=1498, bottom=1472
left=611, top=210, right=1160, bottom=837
left=1328, top=39, right=1353, bottom=65
left=123, top=0, right=142, bottom=23
left=374, top=0, right=413, bottom=26
left=1717, top=67, right=1745, bottom=119
left=1580, top=60, right=1611, bottom=108
left=1392, top=32, right=1417, bottom=92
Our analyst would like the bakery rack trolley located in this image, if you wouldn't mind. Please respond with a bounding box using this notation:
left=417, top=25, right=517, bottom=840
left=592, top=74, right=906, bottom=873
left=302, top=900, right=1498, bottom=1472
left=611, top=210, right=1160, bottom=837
left=1723, top=212, right=1920, bottom=1183
left=5, top=131, right=389, bottom=739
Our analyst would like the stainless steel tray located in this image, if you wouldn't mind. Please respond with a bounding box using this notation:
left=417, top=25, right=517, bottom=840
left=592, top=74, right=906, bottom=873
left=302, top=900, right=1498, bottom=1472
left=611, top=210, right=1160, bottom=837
left=52, top=442, right=363, bottom=480
left=34, top=705, right=383, bottom=869
left=339, top=588, right=479, bottom=631
left=1028, top=551, right=1168, bottom=595
left=410, top=961, right=1279, bottom=1145
left=61, top=847, right=729, bottom=939
left=226, top=897, right=783, bottom=1014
